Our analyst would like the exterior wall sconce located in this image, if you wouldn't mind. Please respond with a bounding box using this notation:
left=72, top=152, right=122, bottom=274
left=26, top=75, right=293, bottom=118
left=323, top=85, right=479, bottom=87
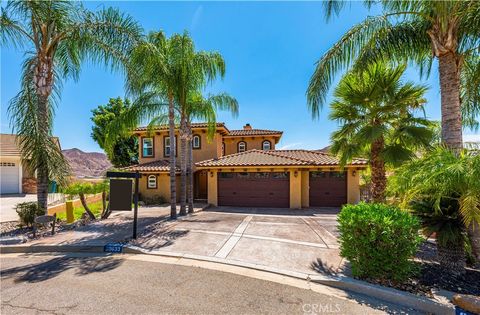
left=294, top=170, right=298, bottom=177
left=210, top=172, right=214, bottom=177
left=352, top=170, right=357, bottom=177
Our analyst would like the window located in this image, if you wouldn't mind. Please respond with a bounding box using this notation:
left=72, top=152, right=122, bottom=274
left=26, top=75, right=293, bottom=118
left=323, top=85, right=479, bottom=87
left=164, top=136, right=177, bottom=157
left=262, top=140, right=271, bottom=151
left=222, top=142, right=225, bottom=156
left=272, top=172, right=288, bottom=179
left=237, top=172, right=250, bottom=179
left=237, top=141, right=246, bottom=153
left=254, top=172, right=270, bottom=179
left=219, top=172, right=234, bottom=179
left=192, top=135, right=201, bottom=149
left=147, top=175, right=157, bottom=189
left=142, top=138, right=153, bottom=157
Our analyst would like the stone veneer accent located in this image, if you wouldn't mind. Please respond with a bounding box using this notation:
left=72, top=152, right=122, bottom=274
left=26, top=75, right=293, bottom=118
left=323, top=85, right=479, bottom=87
left=22, top=177, right=37, bottom=194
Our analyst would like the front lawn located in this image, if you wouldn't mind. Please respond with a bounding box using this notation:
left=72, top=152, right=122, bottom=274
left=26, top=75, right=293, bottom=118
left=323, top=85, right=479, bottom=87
left=56, top=201, right=103, bottom=221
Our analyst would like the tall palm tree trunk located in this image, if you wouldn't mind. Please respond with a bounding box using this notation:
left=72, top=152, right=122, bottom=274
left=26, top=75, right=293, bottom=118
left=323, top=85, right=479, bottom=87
left=438, top=53, right=463, bottom=150
left=179, top=116, right=187, bottom=216
left=187, top=123, right=194, bottom=213
left=168, top=95, right=177, bottom=219
left=34, top=57, right=53, bottom=213
left=370, top=136, right=386, bottom=203
left=439, top=54, right=480, bottom=265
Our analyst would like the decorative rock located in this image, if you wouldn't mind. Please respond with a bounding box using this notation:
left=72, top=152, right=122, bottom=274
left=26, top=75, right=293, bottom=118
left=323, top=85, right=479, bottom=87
left=452, top=294, right=480, bottom=314
left=34, top=215, right=55, bottom=224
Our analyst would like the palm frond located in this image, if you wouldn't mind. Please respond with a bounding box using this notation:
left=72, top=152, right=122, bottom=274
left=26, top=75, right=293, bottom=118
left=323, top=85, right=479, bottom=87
left=307, top=15, right=390, bottom=117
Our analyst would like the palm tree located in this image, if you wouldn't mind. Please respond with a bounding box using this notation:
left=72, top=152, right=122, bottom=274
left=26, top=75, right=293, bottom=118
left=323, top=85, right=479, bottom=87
left=110, top=31, right=231, bottom=219
left=184, top=92, right=238, bottom=213
left=308, top=0, right=480, bottom=150
left=329, top=63, right=434, bottom=202
left=1, top=1, right=142, bottom=212
left=390, top=147, right=480, bottom=271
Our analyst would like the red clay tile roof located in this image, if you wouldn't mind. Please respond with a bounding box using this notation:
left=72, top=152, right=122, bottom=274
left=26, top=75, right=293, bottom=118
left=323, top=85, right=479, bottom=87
left=195, top=149, right=367, bottom=168
left=133, top=123, right=282, bottom=137
left=123, top=160, right=180, bottom=172
left=225, top=129, right=283, bottom=137
left=134, top=123, right=228, bottom=132
left=269, top=150, right=368, bottom=166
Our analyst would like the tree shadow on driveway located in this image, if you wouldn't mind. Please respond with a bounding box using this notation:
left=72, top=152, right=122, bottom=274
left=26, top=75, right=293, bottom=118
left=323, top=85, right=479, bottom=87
left=1, top=255, right=123, bottom=283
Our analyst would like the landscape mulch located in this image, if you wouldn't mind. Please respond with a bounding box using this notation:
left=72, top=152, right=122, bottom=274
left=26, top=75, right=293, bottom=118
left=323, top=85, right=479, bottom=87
left=361, top=241, right=480, bottom=297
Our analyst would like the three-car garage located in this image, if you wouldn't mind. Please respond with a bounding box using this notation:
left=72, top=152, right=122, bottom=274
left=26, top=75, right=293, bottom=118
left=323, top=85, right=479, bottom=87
left=216, top=170, right=348, bottom=208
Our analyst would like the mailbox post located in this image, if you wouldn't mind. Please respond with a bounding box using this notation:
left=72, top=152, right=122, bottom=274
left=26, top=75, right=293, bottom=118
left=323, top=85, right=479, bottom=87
left=106, top=171, right=141, bottom=239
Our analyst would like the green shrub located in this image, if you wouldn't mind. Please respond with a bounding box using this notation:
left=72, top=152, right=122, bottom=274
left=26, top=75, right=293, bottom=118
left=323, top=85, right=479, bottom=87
left=338, top=203, right=421, bottom=282
left=140, top=195, right=166, bottom=206
left=15, top=202, right=44, bottom=227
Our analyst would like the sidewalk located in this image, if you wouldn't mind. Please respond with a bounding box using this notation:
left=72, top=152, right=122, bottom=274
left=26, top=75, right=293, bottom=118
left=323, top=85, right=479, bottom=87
left=2, top=204, right=205, bottom=249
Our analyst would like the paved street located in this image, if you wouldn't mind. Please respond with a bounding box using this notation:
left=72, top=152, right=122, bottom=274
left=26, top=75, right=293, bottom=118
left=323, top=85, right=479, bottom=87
left=0, top=194, right=37, bottom=222
left=1, top=253, right=414, bottom=314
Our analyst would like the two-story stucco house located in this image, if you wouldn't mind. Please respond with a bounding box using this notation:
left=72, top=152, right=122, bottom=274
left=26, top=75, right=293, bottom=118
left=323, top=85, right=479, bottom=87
left=125, top=123, right=367, bottom=209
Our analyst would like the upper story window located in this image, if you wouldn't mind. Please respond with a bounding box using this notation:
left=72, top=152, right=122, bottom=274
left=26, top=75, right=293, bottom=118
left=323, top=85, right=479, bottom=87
left=147, top=175, right=157, bottom=189
left=164, top=136, right=176, bottom=157
left=142, top=138, right=154, bottom=157
left=222, top=142, right=225, bottom=156
left=262, top=140, right=271, bottom=151
left=192, top=135, right=201, bottom=149
left=237, top=141, right=246, bottom=153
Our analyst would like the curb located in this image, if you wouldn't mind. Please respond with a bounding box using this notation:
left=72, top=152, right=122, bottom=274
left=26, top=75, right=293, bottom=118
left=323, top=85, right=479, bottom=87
left=0, top=245, right=106, bottom=254
left=308, top=274, right=454, bottom=315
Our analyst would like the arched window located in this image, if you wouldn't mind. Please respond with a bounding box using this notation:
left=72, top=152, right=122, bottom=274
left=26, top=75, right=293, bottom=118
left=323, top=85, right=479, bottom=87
left=192, top=134, right=201, bottom=149
left=147, top=175, right=157, bottom=189
left=237, top=141, right=247, bottom=153
left=262, top=140, right=271, bottom=151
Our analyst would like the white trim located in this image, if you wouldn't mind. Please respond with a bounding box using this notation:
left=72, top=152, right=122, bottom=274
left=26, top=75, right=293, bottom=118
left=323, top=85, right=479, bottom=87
left=18, top=159, right=23, bottom=193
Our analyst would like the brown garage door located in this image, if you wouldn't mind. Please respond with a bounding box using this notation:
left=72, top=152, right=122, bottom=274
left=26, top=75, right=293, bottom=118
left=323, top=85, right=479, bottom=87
left=309, top=171, right=347, bottom=207
left=218, top=172, right=289, bottom=207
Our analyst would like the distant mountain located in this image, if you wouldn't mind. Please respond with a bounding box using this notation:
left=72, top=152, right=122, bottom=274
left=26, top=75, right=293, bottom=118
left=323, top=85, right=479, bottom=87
left=62, top=148, right=112, bottom=178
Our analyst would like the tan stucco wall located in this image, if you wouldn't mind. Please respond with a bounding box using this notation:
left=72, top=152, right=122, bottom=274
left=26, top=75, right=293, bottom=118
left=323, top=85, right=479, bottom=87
left=301, top=170, right=309, bottom=208
left=201, top=166, right=363, bottom=209
left=138, top=173, right=181, bottom=202
left=136, top=130, right=221, bottom=165
left=347, top=168, right=360, bottom=204
left=207, top=170, right=218, bottom=206
left=222, top=136, right=278, bottom=156
left=289, top=170, right=302, bottom=209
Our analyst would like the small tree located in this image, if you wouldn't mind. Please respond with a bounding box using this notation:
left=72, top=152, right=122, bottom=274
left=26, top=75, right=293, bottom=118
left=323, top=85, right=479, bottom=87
left=329, top=63, right=434, bottom=202
left=64, top=182, right=100, bottom=220
left=91, top=98, right=138, bottom=167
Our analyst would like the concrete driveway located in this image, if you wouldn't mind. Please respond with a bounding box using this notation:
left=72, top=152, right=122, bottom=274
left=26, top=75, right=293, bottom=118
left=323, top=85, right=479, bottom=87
left=133, top=207, right=343, bottom=276
left=0, top=194, right=37, bottom=222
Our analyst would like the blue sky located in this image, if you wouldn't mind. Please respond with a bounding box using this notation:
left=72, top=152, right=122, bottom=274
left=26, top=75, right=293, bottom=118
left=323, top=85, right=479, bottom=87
left=1, top=1, right=478, bottom=153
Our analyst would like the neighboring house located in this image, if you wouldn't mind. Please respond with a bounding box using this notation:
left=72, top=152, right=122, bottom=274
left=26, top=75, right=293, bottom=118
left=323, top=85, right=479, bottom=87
left=125, top=123, right=367, bottom=208
left=0, top=134, right=60, bottom=195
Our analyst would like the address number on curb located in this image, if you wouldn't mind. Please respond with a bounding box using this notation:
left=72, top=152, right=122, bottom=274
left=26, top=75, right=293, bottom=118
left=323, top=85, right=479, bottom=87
left=104, top=243, right=124, bottom=253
